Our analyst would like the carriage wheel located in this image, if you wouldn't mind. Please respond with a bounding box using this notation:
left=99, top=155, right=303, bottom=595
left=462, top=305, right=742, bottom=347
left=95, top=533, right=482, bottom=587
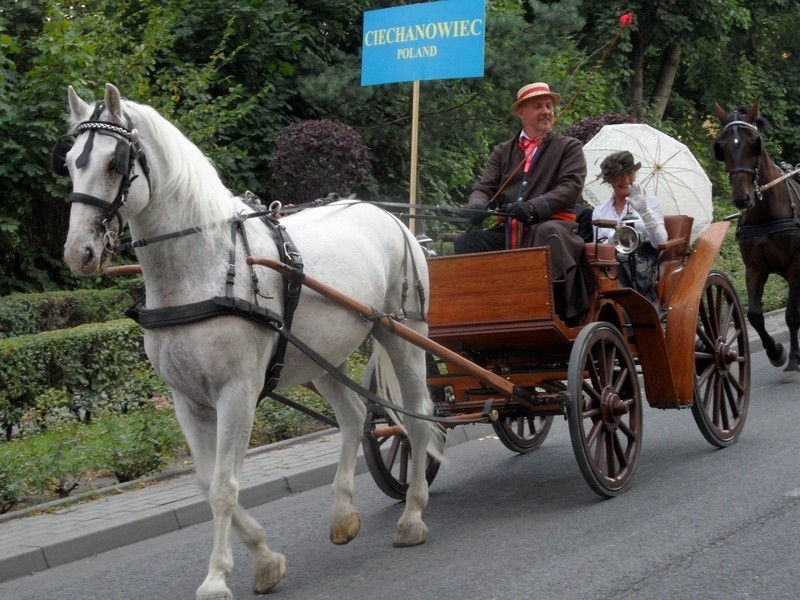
left=491, top=383, right=559, bottom=453
left=691, top=271, right=750, bottom=447
left=492, top=413, right=554, bottom=453
left=567, top=322, right=643, bottom=498
left=361, top=354, right=444, bottom=500
left=362, top=410, right=443, bottom=500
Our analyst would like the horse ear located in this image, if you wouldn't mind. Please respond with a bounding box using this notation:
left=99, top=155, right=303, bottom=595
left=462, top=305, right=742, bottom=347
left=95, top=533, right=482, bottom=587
left=104, top=83, right=124, bottom=122
left=750, top=99, right=760, bottom=119
left=67, top=86, right=89, bottom=120
left=714, top=102, right=727, bottom=122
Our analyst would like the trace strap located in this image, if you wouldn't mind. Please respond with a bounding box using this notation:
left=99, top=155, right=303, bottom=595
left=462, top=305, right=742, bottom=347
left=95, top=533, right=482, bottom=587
left=128, top=294, right=472, bottom=426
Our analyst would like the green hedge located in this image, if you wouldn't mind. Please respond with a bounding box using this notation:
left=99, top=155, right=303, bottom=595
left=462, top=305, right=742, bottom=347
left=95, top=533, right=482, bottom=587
left=0, top=286, right=141, bottom=339
left=0, top=319, right=167, bottom=439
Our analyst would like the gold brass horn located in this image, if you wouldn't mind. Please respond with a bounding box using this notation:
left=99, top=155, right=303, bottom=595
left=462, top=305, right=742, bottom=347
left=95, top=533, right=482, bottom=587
left=612, top=222, right=642, bottom=255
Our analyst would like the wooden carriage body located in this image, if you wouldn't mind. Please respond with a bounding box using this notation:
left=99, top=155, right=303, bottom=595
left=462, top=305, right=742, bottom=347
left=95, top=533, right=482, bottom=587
left=425, top=217, right=732, bottom=413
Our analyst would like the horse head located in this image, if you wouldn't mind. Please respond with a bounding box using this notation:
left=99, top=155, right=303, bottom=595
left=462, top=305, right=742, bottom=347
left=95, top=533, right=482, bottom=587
left=59, top=84, right=151, bottom=276
left=713, top=100, right=767, bottom=210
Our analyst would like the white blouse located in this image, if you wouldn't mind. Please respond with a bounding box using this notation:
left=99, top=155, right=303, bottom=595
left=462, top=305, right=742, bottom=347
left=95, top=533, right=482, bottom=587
left=591, top=193, right=668, bottom=247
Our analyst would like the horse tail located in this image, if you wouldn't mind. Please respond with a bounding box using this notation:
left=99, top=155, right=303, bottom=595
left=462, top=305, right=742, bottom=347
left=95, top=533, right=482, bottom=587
left=371, top=342, right=446, bottom=463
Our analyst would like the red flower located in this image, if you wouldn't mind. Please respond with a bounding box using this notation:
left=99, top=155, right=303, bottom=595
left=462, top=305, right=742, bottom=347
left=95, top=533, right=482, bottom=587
left=619, top=12, right=634, bottom=27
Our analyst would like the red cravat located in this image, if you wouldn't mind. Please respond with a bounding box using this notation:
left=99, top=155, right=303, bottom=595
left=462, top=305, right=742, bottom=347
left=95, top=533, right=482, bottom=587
left=518, top=136, right=541, bottom=171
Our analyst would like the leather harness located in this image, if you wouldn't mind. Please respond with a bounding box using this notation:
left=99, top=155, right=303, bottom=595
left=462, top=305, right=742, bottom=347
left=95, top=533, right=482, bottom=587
left=57, top=106, right=458, bottom=425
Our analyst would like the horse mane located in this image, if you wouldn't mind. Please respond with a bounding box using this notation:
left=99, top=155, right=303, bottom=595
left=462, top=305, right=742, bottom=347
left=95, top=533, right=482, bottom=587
left=122, top=99, right=235, bottom=237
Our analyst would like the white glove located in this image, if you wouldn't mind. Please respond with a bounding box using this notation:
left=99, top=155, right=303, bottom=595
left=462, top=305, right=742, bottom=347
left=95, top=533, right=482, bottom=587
left=627, top=183, right=647, bottom=213
left=627, top=183, right=660, bottom=230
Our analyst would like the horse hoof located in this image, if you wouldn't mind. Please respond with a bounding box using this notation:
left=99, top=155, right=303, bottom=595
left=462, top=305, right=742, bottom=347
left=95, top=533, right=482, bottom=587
left=393, top=521, right=427, bottom=547
left=196, top=584, right=233, bottom=600
left=780, top=368, right=800, bottom=384
left=253, top=553, right=286, bottom=594
left=330, top=509, right=361, bottom=545
left=769, top=343, right=788, bottom=368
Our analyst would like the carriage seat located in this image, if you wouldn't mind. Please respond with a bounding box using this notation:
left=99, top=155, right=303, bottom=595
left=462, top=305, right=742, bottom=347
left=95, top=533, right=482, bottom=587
left=582, top=215, right=694, bottom=307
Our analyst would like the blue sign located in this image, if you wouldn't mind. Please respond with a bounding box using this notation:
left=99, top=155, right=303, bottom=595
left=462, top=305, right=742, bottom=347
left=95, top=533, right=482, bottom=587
left=361, top=0, right=485, bottom=86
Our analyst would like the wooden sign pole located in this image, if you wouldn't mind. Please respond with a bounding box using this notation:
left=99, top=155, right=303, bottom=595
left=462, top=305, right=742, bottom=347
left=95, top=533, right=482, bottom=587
left=408, top=80, right=420, bottom=235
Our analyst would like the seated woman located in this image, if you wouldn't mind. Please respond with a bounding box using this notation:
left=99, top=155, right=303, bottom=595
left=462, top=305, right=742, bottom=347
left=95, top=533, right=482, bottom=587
left=592, top=151, right=668, bottom=305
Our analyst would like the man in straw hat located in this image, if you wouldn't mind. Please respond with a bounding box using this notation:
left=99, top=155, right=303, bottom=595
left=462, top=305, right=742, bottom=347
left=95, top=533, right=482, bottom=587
left=454, top=81, right=593, bottom=321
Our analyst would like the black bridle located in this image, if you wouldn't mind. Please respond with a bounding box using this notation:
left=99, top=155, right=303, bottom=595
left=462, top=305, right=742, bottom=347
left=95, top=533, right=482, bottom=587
left=713, top=113, right=764, bottom=204
left=714, top=110, right=800, bottom=238
left=53, top=101, right=151, bottom=252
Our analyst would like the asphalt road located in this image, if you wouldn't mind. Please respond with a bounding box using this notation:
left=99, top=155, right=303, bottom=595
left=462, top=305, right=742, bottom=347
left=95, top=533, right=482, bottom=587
left=2, top=349, right=799, bottom=600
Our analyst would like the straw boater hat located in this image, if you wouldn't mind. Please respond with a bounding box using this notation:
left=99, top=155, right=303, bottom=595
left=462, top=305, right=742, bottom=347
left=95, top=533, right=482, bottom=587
left=510, top=82, right=562, bottom=115
left=600, top=150, right=642, bottom=183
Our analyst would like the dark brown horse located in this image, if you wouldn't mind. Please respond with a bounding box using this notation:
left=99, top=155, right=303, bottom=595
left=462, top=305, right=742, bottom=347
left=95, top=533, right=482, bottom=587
left=714, top=100, right=800, bottom=380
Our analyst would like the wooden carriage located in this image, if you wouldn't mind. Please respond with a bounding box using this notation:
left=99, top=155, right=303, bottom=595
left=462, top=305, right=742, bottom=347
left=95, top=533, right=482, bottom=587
left=363, top=217, right=751, bottom=498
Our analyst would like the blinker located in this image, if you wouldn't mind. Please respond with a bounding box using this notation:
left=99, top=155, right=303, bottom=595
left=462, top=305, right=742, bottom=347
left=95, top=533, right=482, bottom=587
left=52, top=137, right=72, bottom=177
left=51, top=135, right=132, bottom=177
left=113, top=140, right=131, bottom=175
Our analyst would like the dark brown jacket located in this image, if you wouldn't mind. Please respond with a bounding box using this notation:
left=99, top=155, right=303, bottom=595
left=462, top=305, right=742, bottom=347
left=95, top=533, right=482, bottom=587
left=467, top=130, right=586, bottom=221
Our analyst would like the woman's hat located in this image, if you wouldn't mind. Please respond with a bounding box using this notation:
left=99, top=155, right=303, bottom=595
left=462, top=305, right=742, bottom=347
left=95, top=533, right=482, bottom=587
left=510, top=82, right=562, bottom=115
left=600, top=150, right=641, bottom=182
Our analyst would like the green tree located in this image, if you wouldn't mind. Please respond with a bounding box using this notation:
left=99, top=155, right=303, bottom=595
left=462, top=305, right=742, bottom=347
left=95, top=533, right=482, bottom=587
left=0, top=0, right=316, bottom=292
left=576, top=0, right=751, bottom=119
left=1, top=0, right=798, bottom=293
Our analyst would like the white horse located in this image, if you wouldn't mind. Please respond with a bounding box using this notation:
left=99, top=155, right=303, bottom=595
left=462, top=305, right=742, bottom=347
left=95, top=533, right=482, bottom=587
left=60, top=83, right=443, bottom=599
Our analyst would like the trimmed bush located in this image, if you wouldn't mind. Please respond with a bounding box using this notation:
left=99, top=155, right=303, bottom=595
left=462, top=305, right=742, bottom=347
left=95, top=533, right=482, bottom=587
left=269, top=119, right=369, bottom=205
left=0, top=287, right=139, bottom=338
left=561, top=113, right=641, bottom=145
left=0, top=319, right=164, bottom=438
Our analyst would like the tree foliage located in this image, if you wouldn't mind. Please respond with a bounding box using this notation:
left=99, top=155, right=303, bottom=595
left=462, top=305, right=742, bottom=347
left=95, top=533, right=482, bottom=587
left=0, top=0, right=798, bottom=292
